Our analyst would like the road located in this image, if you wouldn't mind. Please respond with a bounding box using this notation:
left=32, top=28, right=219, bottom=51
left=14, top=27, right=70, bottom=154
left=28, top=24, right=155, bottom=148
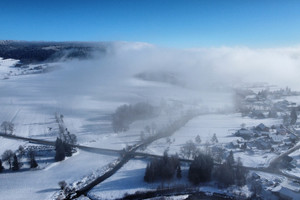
left=0, top=132, right=122, bottom=156
left=2, top=114, right=300, bottom=200
left=2, top=128, right=300, bottom=185
left=69, top=112, right=198, bottom=199
left=269, top=141, right=300, bottom=169
left=1, top=112, right=199, bottom=199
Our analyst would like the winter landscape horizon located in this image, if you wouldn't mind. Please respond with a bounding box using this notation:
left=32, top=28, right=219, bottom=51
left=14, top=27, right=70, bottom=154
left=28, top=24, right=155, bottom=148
left=1, top=1, right=300, bottom=200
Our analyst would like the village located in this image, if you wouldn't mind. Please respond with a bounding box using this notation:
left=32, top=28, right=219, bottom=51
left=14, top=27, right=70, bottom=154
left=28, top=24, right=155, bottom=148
left=226, top=86, right=300, bottom=199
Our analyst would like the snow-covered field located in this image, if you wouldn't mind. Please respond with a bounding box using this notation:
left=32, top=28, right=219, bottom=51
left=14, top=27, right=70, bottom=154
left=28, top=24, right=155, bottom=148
left=145, top=113, right=280, bottom=167
left=89, top=159, right=190, bottom=199
left=0, top=57, right=235, bottom=199
left=1, top=55, right=300, bottom=200
left=1, top=150, right=115, bottom=200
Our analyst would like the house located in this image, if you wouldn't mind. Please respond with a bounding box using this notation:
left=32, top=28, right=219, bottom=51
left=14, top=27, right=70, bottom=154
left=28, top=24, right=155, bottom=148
left=227, top=141, right=239, bottom=149
left=245, top=95, right=257, bottom=103
left=250, top=110, right=266, bottom=119
left=270, top=134, right=284, bottom=144
left=235, top=128, right=254, bottom=140
left=276, top=127, right=288, bottom=135
left=252, top=138, right=272, bottom=150
left=255, top=123, right=270, bottom=132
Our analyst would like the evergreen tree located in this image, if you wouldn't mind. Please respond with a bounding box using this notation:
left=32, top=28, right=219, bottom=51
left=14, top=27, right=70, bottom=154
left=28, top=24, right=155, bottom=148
left=144, top=153, right=179, bottom=183
left=63, top=142, right=72, bottom=157
left=0, top=159, right=4, bottom=172
left=215, top=162, right=235, bottom=186
left=215, top=155, right=247, bottom=187
left=226, top=151, right=235, bottom=166
left=211, top=133, right=218, bottom=143
left=55, top=138, right=65, bottom=161
left=28, top=150, right=38, bottom=168
left=214, top=147, right=224, bottom=164
left=290, top=108, right=297, bottom=125
left=176, top=165, right=182, bottom=179
left=188, top=153, right=214, bottom=184
left=235, top=157, right=247, bottom=186
left=12, top=154, right=20, bottom=171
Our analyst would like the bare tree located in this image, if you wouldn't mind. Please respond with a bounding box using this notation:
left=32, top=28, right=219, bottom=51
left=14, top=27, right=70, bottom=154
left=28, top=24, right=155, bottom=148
left=195, top=135, right=201, bottom=144
left=180, top=140, right=199, bottom=159
left=2, top=150, right=14, bottom=169
left=58, top=181, right=67, bottom=190
left=1, top=121, right=14, bottom=134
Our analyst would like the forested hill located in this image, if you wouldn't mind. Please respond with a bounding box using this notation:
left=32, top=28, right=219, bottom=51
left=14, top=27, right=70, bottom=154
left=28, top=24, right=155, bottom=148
left=0, top=41, right=108, bottom=64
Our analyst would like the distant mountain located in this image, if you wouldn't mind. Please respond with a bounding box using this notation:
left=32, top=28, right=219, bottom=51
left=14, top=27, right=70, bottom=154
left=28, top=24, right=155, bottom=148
left=0, top=41, right=109, bottom=64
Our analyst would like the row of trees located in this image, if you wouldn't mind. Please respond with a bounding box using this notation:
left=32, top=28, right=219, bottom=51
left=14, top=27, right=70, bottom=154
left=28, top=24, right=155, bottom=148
left=189, top=150, right=247, bottom=187
left=54, top=113, right=77, bottom=162
left=1, top=150, right=20, bottom=171
left=55, top=138, right=74, bottom=161
left=0, top=146, right=38, bottom=172
left=179, top=134, right=218, bottom=159
left=144, top=149, right=247, bottom=188
left=144, top=151, right=181, bottom=183
left=112, top=102, right=156, bottom=133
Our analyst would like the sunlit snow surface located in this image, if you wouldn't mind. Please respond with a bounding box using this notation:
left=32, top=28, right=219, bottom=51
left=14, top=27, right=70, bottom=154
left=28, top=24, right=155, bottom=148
left=0, top=57, right=233, bottom=199
left=0, top=55, right=299, bottom=200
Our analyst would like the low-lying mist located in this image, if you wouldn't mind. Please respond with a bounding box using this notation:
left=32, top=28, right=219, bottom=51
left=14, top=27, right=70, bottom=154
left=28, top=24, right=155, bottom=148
left=54, top=43, right=300, bottom=93
left=2, top=42, right=300, bottom=116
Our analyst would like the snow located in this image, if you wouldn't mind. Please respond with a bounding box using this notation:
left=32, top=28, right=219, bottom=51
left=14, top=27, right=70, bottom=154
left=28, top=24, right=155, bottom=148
left=283, top=149, right=300, bottom=178
left=1, top=58, right=223, bottom=199
left=0, top=150, right=115, bottom=200
left=89, top=159, right=154, bottom=199
left=0, top=57, right=20, bottom=79
left=145, top=113, right=280, bottom=159
left=89, top=159, right=190, bottom=199
left=0, top=55, right=298, bottom=200
left=234, top=151, right=277, bottom=168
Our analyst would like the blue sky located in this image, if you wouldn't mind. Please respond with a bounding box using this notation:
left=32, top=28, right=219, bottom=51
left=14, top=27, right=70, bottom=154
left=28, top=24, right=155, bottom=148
left=0, top=0, right=300, bottom=48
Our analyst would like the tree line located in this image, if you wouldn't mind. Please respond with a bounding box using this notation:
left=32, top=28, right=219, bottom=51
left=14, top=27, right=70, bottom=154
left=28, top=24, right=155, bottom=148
left=112, top=102, right=156, bottom=133
left=0, top=146, right=38, bottom=172
left=144, top=144, right=247, bottom=188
